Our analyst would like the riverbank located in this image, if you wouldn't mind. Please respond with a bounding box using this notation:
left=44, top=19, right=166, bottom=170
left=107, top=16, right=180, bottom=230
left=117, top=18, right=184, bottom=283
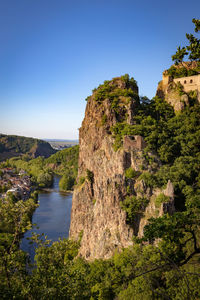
left=20, top=175, right=73, bottom=261
left=41, top=187, right=73, bottom=194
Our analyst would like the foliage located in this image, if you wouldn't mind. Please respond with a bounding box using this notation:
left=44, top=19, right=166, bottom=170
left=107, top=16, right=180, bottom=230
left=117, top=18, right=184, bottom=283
left=101, top=113, right=107, bottom=125
left=0, top=133, right=55, bottom=158
left=85, top=75, right=139, bottom=127
left=172, top=46, right=188, bottom=65
left=86, top=169, right=94, bottom=183
left=172, top=18, right=200, bottom=63
left=1, top=95, right=199, bottom=299
left=1, top=24, right=200, bottom=296
left=121, top=73, right=138, bottom=89
left=8, top=156, right=53, bottom=188
left=8, top=145, right=79, bottom=191
left=167, top=64, right=200, bottom=78
left=155, top=193, right=170, bottom=207
left=138, top=172, right=158, bottom=188
left=46, top=145, right=79, bottom=190
left=79, top=176, right=85, bottom=185
left=120, top=195, right=149, bottom=225
left=111, top=96, right=175, bottom=151
left=59, top=174, right=75, bottom=191
left=0, top=194, right=38, bottom=298
left=174, top=81, right=185, bottom=95
left=125, top=167, right=138, bottom=179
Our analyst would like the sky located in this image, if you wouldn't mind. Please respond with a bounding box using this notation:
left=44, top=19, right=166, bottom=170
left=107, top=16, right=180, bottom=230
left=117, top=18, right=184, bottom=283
left=0, top=0, right=199, bottom=139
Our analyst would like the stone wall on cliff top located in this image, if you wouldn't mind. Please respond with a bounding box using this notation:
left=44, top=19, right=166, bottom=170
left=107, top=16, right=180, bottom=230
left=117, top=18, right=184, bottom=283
left=156, top=62, right=200, bottom=111
left=69, top=76, right=175, bottom=260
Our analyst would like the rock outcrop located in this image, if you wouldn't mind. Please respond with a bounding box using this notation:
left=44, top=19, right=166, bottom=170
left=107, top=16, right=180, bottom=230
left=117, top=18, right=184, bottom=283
left=70, top=76, right=175, bottom=260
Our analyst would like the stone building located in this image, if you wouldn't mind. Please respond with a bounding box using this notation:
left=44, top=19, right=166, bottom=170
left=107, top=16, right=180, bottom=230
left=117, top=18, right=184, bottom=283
left=157, top=72, right=200, bottom=111
left=173, top=74, right=200, bottom=93
left=162, top=73, right=200, bottom=96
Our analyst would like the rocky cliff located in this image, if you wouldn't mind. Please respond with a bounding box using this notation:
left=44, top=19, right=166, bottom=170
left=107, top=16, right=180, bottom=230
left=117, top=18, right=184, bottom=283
left=70, top=75, right=175, bottom=260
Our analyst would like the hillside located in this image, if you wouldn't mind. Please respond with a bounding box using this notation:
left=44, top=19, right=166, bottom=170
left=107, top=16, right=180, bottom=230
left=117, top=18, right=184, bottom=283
left=46, top=145, right=79, bottom=190
left=0, top=134, right=56, bottom=161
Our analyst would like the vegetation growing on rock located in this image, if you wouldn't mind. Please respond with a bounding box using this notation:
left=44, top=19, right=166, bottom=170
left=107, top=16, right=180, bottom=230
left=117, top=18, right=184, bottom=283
left=166, top=62, right=200, bottom=78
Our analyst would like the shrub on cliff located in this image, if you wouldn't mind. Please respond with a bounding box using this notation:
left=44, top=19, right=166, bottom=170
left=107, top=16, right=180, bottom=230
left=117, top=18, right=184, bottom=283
left=120, top=196, right=149, bottom=225
left=167, top=64, right=200, bottom=78
left=125, top=167, right=138, bottom=179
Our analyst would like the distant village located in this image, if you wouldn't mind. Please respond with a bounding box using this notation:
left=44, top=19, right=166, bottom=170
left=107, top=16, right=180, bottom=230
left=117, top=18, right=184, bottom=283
left=48, top=140, right=79, bottom=151
left=0, top=167, right=33, bottom=201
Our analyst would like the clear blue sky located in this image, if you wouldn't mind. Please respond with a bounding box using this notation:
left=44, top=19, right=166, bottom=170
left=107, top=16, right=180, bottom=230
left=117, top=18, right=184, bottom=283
left=0, top=0, right=199, bottom=139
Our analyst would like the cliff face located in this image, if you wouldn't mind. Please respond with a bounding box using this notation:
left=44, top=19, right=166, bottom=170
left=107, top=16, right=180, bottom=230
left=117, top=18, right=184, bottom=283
left=70, top=76, right=175, bottom=260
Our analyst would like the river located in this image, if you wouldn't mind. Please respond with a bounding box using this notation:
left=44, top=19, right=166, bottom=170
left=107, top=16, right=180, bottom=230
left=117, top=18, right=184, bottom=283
left=20, top=175, right=72, bottom=261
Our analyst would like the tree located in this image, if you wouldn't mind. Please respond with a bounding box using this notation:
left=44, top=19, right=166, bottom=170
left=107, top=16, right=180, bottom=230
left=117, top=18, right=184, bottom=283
left=172, top=46, right=188, bottom=65
left=59, top=174, right=75, bottom=191
left=172, top=18, right=200, bottom=63
left=193, top=18, right=200, bottom=32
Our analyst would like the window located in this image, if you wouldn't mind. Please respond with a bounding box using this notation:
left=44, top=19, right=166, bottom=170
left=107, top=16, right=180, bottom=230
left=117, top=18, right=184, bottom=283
left=190, top=79, right=193, bottom=83
left=184, top=80, right=187, bottom=84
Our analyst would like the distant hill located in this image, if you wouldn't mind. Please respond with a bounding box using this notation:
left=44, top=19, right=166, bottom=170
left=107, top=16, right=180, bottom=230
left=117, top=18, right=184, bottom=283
left=44, top=139, right=79, bottom=150
left=0, top=134, right=56, bottom=161
left=44, top=139, right=79, bottom=143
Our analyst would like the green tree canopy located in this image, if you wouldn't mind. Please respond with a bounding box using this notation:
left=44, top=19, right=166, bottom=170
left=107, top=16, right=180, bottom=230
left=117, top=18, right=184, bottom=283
left=172, top=18, right=200, bottom=64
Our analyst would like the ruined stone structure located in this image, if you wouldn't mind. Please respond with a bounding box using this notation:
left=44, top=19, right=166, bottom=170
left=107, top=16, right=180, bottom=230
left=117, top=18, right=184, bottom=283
left=157, top=71, right=200, bottom=111
left=162, top=73, right=200, bottom=94
left=123, top=135, right=147, bottom=152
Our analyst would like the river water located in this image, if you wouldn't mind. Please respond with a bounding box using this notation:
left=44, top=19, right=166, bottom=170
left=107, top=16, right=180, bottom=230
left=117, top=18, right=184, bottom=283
left=20, top=175, right=72, bottom=261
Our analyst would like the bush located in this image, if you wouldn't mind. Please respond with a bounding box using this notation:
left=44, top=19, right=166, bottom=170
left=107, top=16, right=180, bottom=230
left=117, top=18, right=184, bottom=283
left=37, top=172, right=53, bottom=187
left=155, top=193, right=170, bottom=207
left=138, top=172, right=157, bottom=188
left=167, top=65, right=199, bottom=78
left=86, top=169, right=94, bottom=183
left=101, top=114, right=107, bottom=125
left=79, top=176, right=85, bottom=185
left=120, top=195, right=149, bottom=225
left=125, top=167, right=138, bottom=179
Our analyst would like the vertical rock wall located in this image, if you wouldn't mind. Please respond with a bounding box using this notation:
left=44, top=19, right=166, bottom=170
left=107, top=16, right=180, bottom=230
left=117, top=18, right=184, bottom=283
left=70, top=76, right=175, bottom=260
left=70, top=77, right=138, bottom=259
